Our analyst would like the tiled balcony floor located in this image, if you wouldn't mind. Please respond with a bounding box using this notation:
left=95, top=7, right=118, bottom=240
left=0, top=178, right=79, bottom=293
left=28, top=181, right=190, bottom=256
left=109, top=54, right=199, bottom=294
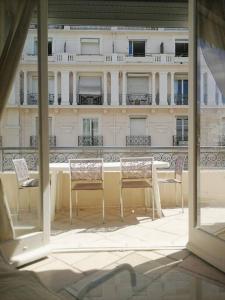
left=51, top=208, right=188, bottom=250
left=21, top=248, right=225, bottom=300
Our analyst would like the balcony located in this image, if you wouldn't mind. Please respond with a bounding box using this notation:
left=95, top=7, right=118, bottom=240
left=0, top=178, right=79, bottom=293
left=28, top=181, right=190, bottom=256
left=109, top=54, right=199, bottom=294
left=77, top=94, right=103, bottom=105
left=30, top=135, right=56, bottom=147
left=174, top=94, right=188, bottom=105
left=173, top=135, right=188, bottom=146
left=78, top=135, right=103, bottom=146
left=27, top=93, right=55, bottom=105
left=21, top=52, right=189, bottom=65
left=126, top=135, right=151, bottom=146
left=126, top=93, right=152, bottom=105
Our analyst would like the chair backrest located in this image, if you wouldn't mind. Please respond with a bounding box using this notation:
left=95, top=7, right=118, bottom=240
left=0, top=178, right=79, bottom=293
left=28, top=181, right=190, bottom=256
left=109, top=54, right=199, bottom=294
left=12, top=158, right=30, bottom=184
left=69, top=158, right=103, bottom=181
left=120, top=157, right=154, bottom=180
left=175, top=155, right=186, bottom=179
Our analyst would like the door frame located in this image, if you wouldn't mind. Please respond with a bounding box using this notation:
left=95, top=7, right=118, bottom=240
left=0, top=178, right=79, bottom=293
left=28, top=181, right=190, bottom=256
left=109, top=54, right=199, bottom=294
left=0, top=0, right=50, bottom=267
left=187, top=0, right=225, bottom=273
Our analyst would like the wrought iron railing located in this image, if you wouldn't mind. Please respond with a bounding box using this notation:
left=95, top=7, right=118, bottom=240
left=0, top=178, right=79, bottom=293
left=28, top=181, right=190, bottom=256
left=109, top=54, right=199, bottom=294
left=173, top=135, right=188, bottom=146
left=126, top=136, right=151, bottom=146
left=78, top=136, right=103, bottom=146
left=30, top=135, right=56, bottom=147
left=174, top=94, right=188, bottom=105
left=77, top=94, right=103, bottom=105
left=3, top=145, right=225, bottom=171
left=27, top=93, right=55, bottom=105
left=126, top=93, right=152, bottom=105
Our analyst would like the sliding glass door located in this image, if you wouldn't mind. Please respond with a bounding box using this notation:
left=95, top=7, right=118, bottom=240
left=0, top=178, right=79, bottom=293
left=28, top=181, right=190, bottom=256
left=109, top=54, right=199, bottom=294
left=188, top=0, right=225, bottom=272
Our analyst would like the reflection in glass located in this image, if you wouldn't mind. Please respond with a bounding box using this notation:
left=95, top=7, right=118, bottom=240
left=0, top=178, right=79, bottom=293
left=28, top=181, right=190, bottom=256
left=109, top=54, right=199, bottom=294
left=197, top=0, right=225, bottom=241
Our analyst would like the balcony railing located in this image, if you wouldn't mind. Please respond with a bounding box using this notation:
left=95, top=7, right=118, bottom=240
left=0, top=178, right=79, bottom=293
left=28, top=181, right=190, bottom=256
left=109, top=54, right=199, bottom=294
left=21, top=52, right=188, bottom=65
left=27, top=93, right=55, bottom=105
left=77, top=94, right=103, bottom=105
left=173, top=135, right=188, bottom=146
left=30, top=135, right=56, bottom=147
left=78, top=135, right=103, bottom=146
left=174, top=94, right=188, bottom=105
left=126, top=93, right=152, bottom=105
left=126, top=136, right=151, bottom=146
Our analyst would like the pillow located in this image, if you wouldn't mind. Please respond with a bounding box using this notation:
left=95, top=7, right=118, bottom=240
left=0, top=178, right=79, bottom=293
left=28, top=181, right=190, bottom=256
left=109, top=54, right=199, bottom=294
left=21, top=178, right=39, bottom=187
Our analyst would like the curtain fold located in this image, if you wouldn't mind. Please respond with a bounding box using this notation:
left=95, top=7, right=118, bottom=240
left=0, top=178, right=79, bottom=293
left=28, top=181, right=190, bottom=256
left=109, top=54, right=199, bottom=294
left=0, top=179, right=15, bottom=242
left=198, top=0, right=225, bottom=96
left=0, top=0, right=36, bottom=118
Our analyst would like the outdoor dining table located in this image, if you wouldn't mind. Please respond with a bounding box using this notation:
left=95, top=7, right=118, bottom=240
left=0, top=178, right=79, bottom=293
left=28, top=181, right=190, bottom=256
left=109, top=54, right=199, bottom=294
left=49, top=160, right=170, bottom=221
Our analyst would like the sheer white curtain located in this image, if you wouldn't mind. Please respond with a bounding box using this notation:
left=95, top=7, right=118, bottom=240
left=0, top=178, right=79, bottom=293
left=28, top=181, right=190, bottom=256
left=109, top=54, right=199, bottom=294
left=0, top=0, right=36, bottom=118
left=199, top=0, right=225, bottom=96
left=0, top=0, right=36, bottom=242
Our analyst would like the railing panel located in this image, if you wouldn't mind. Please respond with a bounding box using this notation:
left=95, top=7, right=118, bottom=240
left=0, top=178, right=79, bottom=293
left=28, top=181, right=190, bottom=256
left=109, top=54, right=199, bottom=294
left=126, top=93, right=152, bottom=105
left=126, top=136, right=151, bottom=146
left=78, top=136, right=103, bottom=146
left=77, top=94, right=103, bottom=105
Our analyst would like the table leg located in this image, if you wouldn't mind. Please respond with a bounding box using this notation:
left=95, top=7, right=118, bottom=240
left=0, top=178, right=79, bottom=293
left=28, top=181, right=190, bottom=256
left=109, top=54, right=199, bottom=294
left=152, top=165, right=164, bottom=218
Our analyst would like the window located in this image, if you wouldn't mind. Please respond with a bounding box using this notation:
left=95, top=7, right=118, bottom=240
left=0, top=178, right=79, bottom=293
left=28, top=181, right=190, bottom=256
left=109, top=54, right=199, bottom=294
left=130, top=117, right=146, bottom=136
left=127, top=76, right=148, bottom=94
left=174, top=78, right=188, bottom=105
left=48, top=39, right=53, bottom=56
left=81, top=118, right=100, bottom=146
left=175, top=39, right=188, bottom=57
left=80, top=38, right=100, bottom=55
left=176, top=116, right=188, bottom=145
left=83, top=118, right=98, bottom=137
left=129, top=40, right=145, bottom=57
left=34, top=38, right=52, bottom=56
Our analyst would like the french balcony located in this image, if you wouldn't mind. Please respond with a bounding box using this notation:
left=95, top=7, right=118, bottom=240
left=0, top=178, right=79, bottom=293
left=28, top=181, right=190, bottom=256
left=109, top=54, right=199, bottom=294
left=77, top=94, right=103, bottom=105
left=173, top=135, right=188, bottom=146
left=30, top=135, right=56, bottom=147
left=126, top=93, right=152, bottom=105
left=78, top=135, right=103, bottom=146
left=174, top=94, right=188, bottom=105
left=27, top=93, right=55, bottom=105
left=126, top=135, right=151, bottom=146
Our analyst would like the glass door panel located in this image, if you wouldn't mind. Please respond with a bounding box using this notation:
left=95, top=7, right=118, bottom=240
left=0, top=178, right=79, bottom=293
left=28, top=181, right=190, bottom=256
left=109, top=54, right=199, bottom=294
left=0, top=2, right=50, bottom=266
left=188, top=0, right=225, bottom=273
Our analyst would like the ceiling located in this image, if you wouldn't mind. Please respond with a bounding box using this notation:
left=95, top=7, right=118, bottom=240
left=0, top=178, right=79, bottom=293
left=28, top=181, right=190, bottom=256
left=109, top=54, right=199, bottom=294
left=46, top=0, right=188, bottom=28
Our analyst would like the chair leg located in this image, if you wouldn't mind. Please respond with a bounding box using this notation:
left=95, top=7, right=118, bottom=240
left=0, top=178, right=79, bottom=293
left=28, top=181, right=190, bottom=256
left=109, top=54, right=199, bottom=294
left=69, top=189, right=72, bottom=224
left=181, top=183, right=184, bottom=213
left=102, top=190, right=105, bottom=224
left=120, top=187, right=124, bottom=221
left=151, top=188, right=155, bottom=221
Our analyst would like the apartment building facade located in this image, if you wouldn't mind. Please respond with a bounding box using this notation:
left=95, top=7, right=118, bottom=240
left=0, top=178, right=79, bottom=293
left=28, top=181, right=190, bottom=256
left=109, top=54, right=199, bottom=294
left=2, top=25, right=216, bottom=149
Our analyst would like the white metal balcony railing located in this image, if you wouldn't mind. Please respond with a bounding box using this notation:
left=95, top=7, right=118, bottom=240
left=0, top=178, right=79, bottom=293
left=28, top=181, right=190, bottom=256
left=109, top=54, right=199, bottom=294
left=21, top=53, right=189, bottom=65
